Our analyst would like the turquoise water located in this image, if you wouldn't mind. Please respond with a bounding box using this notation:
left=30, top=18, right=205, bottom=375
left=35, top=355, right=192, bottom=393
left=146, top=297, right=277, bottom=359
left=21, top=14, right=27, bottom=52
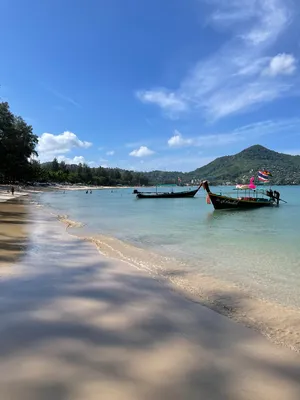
left=38, top=186, right=300, bottom=308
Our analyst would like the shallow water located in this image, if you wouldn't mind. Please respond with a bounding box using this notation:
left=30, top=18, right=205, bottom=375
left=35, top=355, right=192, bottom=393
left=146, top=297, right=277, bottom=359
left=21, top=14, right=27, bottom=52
left=38, top=186, right=300, bottom=308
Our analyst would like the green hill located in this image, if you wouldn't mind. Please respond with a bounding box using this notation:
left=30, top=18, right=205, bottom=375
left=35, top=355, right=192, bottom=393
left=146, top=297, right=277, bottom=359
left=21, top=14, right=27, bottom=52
left=189, top=145, right=300, bottom=185
left=144, top=145, right=300, bottom=185
left=38, top=145, right=300, bottom=186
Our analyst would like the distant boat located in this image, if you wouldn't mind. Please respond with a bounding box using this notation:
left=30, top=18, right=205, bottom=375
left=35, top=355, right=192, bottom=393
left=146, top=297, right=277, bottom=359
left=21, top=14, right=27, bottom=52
left=133, top=184, right=202, bottom=199
left=202, top=180, right=282, bottom=210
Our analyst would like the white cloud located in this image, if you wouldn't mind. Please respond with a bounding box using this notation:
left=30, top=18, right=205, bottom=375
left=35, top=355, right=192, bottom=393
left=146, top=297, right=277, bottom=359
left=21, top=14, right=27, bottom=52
left=136, top=90, right=187, bottom=114
left=168, top=118, right=300, bottom=149
left=263, top=53, right=297, bottom=76
left=106, top=150, right=115, bottom=156
left=38, top=131, right=92, bottom=162
left=168, top=131, right=241, bottom=149
left=129, top=146, right=155, bottom=157
left=57, top=155, right=86, bottom=165
left=125, top=155, right=217, bottom=172
left=281, top=149, right=300, bottom=156
left=137, top=0, right=295, bottom=119
left=168, top=130, right=194, bottom=147
left=56, top=155, right=97, bottom=167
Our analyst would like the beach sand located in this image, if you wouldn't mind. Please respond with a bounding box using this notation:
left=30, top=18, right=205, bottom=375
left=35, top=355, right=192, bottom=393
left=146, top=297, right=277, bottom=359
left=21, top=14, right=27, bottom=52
left=0, top=202, right=299, bottom=399
left=0, top=199, right=30, bottom=268
left=0, top=186, right=29, bottom=203
left=74, top=233, right=300, bottom=353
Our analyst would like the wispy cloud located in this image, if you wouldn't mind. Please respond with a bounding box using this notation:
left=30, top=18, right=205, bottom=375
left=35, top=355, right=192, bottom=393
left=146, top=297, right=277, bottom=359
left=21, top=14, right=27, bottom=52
left=106, top=150, right=115, bottom=156
left=53, top=105, right=65, bottom=111
left=136, top=89, right=187, bottom=117
left=127, top=155, right=217, bottom=172
left=167, top=118, right=300, bottom=149
left=45, top=86, right=81, bottom=108
left=281, top=149, right=300, bottom=156
left=136, top=0, right=296, bottom=120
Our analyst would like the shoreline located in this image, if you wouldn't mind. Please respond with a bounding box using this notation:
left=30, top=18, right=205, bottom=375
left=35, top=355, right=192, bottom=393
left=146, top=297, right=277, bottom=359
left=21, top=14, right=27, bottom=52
left=0, top=187, right=29, bottom=203
left=56, top=217, right=300, bottom=353
left=18, top=190, right=300, bottom=354
left=0, top=200, right=299, bottom=399
left=0, top=198, right=30, bottom=268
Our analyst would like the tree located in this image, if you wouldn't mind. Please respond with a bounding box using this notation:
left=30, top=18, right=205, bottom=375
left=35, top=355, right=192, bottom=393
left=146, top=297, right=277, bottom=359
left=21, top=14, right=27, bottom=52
left=52, top=158, right=59, bottom=172
left=26, top=159, right=43, bottom=182
left=82, top=163, right=93, bottom=183
left=0, top=102, right=38, bottom=182
left=122, top=170, right=133, bottom=184
left=59, top=161, right=67, bottom=172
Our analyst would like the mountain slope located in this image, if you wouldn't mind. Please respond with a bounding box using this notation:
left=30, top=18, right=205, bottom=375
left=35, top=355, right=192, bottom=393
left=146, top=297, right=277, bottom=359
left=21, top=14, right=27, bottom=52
left=188, top=145, right=300, bottom=184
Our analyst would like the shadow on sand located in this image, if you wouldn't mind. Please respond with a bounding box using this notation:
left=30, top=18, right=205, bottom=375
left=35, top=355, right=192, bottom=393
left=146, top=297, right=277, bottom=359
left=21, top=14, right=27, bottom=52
left=0, top=222, right=299, bottom=399
left=0, top=200, right=30, bottom=266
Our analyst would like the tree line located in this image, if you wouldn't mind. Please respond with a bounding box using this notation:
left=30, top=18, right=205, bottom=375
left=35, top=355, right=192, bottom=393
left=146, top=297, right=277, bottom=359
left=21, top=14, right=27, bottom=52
left=0, top=101, right=150, bottom=186
left=38, top=158, right=150, bottom=186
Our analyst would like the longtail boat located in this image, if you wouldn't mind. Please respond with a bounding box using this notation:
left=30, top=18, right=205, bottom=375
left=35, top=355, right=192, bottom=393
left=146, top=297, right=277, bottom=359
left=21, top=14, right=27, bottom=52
left=202, top=180, right=283, bottom=210
left=133, top=184, right=202, bottom=199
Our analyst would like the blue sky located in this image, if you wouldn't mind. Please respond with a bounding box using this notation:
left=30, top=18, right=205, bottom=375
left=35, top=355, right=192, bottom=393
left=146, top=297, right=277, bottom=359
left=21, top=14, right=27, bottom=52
left=1, top=0, right=300, bottom=171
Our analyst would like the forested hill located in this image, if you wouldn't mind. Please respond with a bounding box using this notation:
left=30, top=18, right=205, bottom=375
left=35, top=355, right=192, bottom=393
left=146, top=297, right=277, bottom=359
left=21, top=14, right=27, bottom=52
left=143, top=145, right=300, bottom=185
left=31, top=145, right=300, bottom=186
left=187, top=145, right=300, bottom=185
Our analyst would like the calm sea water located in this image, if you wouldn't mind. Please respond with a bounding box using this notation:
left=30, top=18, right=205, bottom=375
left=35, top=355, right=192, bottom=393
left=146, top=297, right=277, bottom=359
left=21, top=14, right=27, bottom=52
left=38, top=186, right=300, bottom=308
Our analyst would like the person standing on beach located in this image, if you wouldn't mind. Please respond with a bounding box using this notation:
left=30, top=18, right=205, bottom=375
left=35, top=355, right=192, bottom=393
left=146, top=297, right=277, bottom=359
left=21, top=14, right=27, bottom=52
left=11, top=186, right=15, bottom=196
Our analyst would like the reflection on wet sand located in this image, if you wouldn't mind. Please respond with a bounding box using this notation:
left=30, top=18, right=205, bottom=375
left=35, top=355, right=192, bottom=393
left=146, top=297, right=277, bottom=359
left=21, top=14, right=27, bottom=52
left=0, top=199, right=29, bottom=267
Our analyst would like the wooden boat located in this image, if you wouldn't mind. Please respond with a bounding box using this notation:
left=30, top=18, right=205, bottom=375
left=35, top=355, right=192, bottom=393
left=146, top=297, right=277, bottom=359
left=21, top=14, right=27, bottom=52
left=202, top=180, right=280, bottom=210
left=133, top=184, right=202, bottom=199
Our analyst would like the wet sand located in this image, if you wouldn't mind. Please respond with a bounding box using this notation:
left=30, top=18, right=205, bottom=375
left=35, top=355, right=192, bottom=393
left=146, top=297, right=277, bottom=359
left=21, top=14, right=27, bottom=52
left=0, top=203, right=299, bottom=399
left=0, top=199, right=29, bottom=267
left=61, top=231, right=300, bottom=353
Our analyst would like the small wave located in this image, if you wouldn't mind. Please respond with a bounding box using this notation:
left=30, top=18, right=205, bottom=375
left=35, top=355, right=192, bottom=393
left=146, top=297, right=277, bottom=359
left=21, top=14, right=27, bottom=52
left=57, top=214, right=85, bottom=229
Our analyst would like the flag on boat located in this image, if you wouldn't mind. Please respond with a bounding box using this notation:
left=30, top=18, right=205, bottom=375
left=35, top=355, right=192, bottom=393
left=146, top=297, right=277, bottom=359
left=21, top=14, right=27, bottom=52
left=261, top=170, right=272, bottom=177
left=258, top=170, right=272, bottom=182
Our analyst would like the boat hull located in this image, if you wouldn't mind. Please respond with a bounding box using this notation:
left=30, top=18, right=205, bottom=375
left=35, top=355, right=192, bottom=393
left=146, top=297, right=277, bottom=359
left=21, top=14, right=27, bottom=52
left=208, top=193, right=274, bottom=210
left=136, top=189, right=199, bottom=199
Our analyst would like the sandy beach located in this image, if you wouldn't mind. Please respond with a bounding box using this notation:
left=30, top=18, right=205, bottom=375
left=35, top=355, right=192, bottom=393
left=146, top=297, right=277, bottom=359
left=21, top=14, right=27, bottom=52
left=0, top=186, right=29, bottom=203
left=0, top=200, right=299, bottom=399
left=72, top=232, right=300, bottom=353
left=0, top=199, right=30, bottom=267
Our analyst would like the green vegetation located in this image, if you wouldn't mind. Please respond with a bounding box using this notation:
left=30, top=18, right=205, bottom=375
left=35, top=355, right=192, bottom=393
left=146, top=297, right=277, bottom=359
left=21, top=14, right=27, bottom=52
left=190, top=145, right=300, bottom=185
left=38, top=159, right=149, bottom=186
left=1, top=100, right=299, bottom=186
left=39, top=145, right=300, bottom=186
left=0, top=102, right=38, bottom=182
left=143, top=145, right=300, bottom=185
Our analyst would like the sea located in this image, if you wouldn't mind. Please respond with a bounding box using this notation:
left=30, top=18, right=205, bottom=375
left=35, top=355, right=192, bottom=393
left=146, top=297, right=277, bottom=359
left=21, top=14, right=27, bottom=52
left=37, top=186, right=300, bottom=309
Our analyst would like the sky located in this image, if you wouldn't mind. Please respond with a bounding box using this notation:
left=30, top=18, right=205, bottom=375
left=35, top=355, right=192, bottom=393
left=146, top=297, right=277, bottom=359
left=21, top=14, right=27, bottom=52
left=1, top=0, right=300, bottom=171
